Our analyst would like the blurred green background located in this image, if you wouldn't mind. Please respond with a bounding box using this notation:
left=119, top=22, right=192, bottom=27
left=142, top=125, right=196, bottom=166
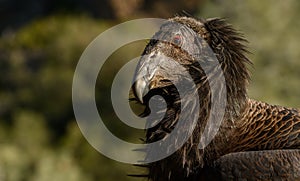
left=1, top=0, right=299, bottom=180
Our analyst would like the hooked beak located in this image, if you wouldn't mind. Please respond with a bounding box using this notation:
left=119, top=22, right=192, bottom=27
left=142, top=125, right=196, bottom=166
left=132, top=51, right=166, bottom=104
left=132, top=51, right=177, bottom=104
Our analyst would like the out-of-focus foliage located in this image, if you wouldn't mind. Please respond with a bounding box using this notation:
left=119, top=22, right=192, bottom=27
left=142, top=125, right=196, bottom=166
left=0, top=0, right=299, bottom=181
left=0, top=0, right=204, bottom=32
left=0, top=15, right=108, bottom=135
left=0, top=15, right=140, bottom=181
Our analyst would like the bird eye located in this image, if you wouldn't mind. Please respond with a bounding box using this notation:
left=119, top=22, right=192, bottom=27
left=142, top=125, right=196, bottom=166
left=172, top=34, right=182, bottom=46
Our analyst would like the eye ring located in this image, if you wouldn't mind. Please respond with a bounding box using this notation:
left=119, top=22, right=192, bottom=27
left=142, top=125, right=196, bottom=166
left=172, top=34, right=182, bottom=46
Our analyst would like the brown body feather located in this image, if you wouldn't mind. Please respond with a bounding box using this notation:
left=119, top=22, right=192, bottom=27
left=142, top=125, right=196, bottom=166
left=131, top=16, right=300, bottom=180
left=234, top=99, right=300, bottom=151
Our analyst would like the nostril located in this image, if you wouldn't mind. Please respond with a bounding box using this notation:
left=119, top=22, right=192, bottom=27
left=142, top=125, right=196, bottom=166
left=150, top=54, right=156, bottom=59
left=149, top=51, right=157, bottom=59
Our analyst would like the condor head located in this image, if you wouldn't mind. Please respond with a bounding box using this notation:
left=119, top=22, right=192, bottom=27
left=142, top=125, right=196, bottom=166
left=132, top=18, right=210, bottom=106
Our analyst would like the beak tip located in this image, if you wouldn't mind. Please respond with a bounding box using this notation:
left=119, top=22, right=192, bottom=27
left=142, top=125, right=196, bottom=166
left=133, top=78, right=149, bottom=104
